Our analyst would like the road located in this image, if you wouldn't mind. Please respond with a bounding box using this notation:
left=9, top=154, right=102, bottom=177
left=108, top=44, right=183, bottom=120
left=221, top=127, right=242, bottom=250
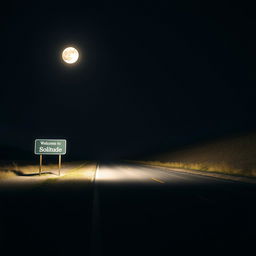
left=1, top=161, right=256, bottom=255
left=92, top=162, right=256, bottom=255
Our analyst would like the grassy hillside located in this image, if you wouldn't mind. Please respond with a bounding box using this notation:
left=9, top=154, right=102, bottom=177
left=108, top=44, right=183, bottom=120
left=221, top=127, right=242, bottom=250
left=140, top=132, right=256, bottom=178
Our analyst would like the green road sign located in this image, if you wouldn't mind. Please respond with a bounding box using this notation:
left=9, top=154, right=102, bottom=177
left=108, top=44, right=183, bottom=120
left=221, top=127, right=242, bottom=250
left=34, top=139, right=67, bottom=155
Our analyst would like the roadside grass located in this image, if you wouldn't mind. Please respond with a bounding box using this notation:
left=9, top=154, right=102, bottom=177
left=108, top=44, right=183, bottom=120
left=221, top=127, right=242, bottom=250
left=136, top=132, right=256, bottom=178
left=0, top=163, right=60, bottom=180
left=0, top=170, right=16, bottom=179
left=0, top=161, right=97, bottom=181
left=136, top=160, right=256, bottom=178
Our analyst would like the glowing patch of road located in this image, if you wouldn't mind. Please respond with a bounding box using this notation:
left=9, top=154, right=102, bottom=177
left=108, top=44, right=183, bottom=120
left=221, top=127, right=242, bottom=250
left=95, top=165, right=150, bottom=183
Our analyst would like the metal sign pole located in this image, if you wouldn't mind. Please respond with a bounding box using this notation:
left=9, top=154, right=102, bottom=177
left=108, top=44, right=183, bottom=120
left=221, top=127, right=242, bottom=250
left=39, top=154, right=42, bottom=176
left=58, top=154, right=61, bottom=176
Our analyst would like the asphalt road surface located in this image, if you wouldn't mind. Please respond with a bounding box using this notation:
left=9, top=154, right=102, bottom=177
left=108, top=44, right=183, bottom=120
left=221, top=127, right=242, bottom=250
left=1, top=161, right=256, bottom=256
left=92, top=162, right=256, bottom=255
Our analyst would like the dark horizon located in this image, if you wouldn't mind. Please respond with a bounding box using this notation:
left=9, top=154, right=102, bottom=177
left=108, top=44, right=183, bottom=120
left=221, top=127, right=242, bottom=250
left=1, top=1, right=256, bottom=160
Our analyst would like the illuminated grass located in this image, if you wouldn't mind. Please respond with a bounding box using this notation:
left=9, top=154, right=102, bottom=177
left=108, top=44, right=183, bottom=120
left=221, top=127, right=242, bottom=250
left=0, top=170, right=16, bottom=179
left=0, top=161, right=97, bottom=181
left=136, top=160, right=256, bottom=178
left=136, top=132, right=256, bottom=178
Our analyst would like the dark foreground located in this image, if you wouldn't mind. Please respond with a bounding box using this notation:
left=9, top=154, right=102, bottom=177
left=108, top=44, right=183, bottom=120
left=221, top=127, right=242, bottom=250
left=1, top=162, right=256, bottom=255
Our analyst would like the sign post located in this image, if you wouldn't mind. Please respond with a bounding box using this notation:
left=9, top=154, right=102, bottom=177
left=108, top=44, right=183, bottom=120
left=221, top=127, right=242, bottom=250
left=58, top=155, right=61, bottom=176
left=39, top=154, right=43, bottom=176
left=34, top=139, right=67, bottom=176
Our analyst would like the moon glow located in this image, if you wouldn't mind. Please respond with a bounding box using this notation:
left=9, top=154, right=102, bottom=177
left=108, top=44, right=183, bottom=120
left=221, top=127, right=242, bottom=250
left=62, top=47, right=79, bottom=64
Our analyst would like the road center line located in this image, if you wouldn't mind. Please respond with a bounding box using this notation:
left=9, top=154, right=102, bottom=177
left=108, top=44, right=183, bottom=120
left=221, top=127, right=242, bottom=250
left=151, top=178, right=165, bottom=184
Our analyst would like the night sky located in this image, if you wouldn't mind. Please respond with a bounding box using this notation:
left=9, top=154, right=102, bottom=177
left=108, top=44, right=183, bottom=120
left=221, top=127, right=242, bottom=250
left=1, top=1, right=256, bottom=159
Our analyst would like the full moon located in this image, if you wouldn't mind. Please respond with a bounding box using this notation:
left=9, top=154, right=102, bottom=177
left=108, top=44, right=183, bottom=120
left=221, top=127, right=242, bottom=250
left=62, top=47, right=79, bottom=64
